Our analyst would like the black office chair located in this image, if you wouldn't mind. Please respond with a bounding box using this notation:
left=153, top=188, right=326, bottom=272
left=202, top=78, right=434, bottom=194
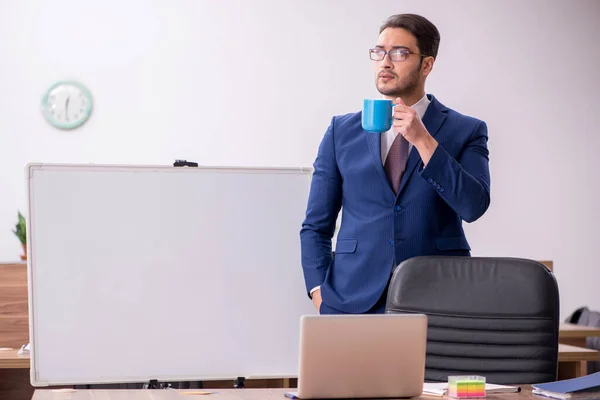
left=386, top=256, right=559, bottom=384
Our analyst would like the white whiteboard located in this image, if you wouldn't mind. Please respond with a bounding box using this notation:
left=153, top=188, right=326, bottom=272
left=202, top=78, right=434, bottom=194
left=26, top=163, right=317, bottom=386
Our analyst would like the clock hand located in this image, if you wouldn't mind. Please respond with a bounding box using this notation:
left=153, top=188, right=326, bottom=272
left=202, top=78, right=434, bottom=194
left=65, top=96, right=70, bottom=122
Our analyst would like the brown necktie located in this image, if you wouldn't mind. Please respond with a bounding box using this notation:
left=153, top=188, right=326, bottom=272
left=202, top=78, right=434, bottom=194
left=384, top=134, right=410, bottom=195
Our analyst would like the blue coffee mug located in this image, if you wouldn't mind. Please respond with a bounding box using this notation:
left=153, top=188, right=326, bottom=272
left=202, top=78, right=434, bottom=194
left=362, top=99, right=396, bottom=133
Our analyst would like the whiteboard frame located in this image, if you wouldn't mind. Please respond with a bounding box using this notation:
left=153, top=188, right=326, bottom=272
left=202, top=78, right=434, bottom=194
left=25, top=162, right=315, bottom=386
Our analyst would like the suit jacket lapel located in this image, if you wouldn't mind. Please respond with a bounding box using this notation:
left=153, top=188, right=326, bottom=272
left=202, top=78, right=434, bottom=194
left=396, top=95, right=448, bottom=198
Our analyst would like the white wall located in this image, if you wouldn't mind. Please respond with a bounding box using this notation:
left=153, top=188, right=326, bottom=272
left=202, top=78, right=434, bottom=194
left=1, top=0, right=598, bottom=319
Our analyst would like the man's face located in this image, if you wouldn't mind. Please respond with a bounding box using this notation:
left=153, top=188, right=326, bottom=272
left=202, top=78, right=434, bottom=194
left=373, top=28, right=425, bottom=98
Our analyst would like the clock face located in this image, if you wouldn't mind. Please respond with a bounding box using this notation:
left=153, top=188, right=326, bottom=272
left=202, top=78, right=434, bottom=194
left=41, top=81, right=93, bottom=130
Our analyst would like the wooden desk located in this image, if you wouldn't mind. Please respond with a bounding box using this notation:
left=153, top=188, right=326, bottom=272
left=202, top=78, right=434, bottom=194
left=0, top=262, right=29, bottom=349
left=3, top=344, right=596, bottom=371
left=31, top=387, right=540, bottom=400
left=538, top=260, right=553, bottom=271
left=557, top=344, right=599, bottom=380
left=0, top=351, right=294, bottom=400
left=0, top=350, right=33, bottom=400
left=0, top=349, right=29, bottom=369
left=0, top=344, right=595, bottom=400
left=0, top=261, right=595, bottom=400
left=559, top=323, right=600, bottom=347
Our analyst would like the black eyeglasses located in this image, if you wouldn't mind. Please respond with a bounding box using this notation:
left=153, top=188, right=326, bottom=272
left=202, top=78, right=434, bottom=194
left=369, top=48, right=426, bottom=62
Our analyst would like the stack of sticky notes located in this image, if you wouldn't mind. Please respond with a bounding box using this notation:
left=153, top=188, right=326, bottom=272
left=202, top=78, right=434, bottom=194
left=448, top=375, right=486, bottom=398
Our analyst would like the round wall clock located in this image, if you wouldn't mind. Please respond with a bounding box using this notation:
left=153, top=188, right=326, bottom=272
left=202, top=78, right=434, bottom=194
left=41, top=81, right=93, bottom=130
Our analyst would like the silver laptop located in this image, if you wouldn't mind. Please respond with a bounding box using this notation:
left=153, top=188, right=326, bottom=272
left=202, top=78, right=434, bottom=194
left=286, top=313, right=427, bottom=399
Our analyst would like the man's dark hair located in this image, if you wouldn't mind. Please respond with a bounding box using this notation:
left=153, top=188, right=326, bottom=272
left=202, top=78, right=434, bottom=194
left=379, top=14, right=440, bottom=59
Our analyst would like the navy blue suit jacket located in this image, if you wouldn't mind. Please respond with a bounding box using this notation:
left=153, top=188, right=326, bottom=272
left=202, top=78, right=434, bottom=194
left=300, top=94, right=491, bottom=313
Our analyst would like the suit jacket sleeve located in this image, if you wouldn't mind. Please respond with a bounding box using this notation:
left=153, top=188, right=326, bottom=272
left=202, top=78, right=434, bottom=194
left=300, top=117, right=343, bottom=296
left=419, top=120, right=491, bottom=223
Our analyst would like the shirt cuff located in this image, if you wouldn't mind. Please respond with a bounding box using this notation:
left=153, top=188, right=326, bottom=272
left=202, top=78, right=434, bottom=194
left=309, top=285, right=321, bottom=298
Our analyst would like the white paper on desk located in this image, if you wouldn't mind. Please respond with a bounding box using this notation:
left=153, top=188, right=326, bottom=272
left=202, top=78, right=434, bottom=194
left=423, top=383, right=448, bottom=396
left=485, top=384, right=521, bottom=393
left=423, top=382, right=520, bottom=395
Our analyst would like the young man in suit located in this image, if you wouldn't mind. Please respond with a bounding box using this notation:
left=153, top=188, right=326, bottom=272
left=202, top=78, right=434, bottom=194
left=300, top=13, right=491, bottom=314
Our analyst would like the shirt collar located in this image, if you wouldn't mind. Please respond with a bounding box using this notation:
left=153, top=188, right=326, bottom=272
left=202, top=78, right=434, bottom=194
left=410, top=93, right=430, bottom=120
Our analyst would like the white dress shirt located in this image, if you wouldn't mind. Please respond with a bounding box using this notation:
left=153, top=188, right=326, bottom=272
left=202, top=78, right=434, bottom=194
left=380, top=93, right=430, bottom=164
left=310, top=93, right=431, bottom=298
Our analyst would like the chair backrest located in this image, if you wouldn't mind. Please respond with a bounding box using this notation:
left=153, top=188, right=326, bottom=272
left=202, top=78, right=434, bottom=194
left=385, top=256, right=559, bottom=384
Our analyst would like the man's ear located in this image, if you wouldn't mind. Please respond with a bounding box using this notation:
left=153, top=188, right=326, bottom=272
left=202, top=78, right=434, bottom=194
left=422, top=56, right=435, bottom=77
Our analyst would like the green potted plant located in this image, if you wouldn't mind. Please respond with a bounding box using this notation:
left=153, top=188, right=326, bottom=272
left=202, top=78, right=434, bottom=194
left=12, top=211, right=27, bottom=261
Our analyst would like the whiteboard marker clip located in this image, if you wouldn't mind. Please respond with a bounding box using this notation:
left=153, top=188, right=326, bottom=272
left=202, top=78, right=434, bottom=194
left=173, top=159, right=198, bottom=167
